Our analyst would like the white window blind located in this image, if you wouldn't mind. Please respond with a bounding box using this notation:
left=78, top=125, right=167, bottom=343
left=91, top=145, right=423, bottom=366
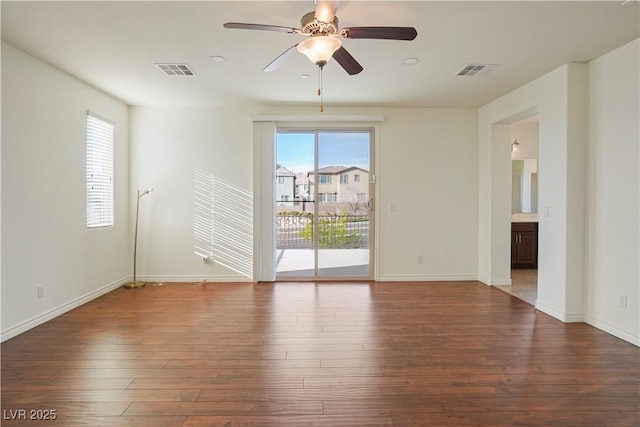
left=86, top=112, right=114, bottom=228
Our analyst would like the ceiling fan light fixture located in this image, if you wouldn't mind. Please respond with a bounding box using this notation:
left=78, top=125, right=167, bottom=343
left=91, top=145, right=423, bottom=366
left=297, top=36, right=342, bottom=68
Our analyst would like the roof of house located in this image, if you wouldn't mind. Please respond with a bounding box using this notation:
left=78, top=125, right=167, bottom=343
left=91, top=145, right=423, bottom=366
left=276, top=164, right=294, bottom=177
left=310, top=166, right=369, bottom=175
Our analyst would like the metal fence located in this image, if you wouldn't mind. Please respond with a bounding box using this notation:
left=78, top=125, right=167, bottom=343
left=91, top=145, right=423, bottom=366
left=276, top=213, right=369, bottom=249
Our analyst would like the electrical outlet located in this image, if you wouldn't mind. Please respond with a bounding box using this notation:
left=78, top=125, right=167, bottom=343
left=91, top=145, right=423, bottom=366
left=618, top=295, right=628, bottom=309
left=37, top=285, right=44, bottom=298
left=417, top=255, right=424, bottom=264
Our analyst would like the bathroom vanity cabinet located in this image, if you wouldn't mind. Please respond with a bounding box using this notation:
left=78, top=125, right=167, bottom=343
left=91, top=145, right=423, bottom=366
left=511, top=222, right=538, bottom=269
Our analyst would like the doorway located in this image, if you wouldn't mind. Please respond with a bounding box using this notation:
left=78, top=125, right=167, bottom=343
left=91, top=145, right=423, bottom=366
left=498, top=115, right=539, bottom=305
left=275, top=129, right=374, bottom=280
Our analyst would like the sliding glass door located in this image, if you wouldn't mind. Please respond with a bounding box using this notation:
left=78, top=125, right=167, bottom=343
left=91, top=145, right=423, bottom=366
left=275, top=129, right=373, bottom=280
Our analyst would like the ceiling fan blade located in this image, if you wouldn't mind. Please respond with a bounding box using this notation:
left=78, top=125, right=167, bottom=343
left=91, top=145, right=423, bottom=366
left=314, top=0, right=340, bottom=23
left=340, top=26, right=418, bottom=41
left=264, top=44, right=300, bottom=72
left=332, top=46, right=363, bottom=75
left=223, top=22, right=301, bottom=34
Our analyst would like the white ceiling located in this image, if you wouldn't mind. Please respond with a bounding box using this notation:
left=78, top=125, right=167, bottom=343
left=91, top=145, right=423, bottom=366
left=2, top=1, right=638, bottom=108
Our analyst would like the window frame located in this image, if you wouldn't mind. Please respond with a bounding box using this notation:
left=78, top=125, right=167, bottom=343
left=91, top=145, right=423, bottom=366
left=86, top=111, right=115, bottom=229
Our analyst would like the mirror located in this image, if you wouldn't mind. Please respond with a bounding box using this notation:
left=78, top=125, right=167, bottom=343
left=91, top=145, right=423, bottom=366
left=512, top=159, right=538, bottom=213
left=511, top=114, right=539, bottom=215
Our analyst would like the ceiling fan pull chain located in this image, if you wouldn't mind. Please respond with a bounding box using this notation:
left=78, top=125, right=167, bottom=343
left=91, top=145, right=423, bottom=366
left=318, top=66, right=324, bottom=113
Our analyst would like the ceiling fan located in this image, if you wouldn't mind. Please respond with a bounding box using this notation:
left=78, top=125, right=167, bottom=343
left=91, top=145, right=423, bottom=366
left=223, top=0, right=418, bottom=75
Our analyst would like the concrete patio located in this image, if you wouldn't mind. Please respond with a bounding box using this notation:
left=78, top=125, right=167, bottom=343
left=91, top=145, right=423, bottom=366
left=276, top=248, right=370, bottom=278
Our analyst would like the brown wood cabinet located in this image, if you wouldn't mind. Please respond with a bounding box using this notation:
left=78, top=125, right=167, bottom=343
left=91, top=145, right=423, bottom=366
left=511, top=222, right=538, bottom=269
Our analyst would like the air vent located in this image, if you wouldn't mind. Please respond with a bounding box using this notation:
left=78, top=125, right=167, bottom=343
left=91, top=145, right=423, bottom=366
left=155, top=63, right=196, bottom=76
left=455, top=64, right=499, bottom=77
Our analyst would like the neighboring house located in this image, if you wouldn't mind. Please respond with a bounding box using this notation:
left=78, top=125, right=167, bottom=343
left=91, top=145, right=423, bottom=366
left=308, top=166, right=369, bottom=204
left=275, top=164, right=295, bottom=203
left=294, top=172, right=310, bottom=200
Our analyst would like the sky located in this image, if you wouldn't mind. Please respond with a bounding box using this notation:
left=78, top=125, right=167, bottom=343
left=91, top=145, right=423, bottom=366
left=276, top=131, right=370, bottom=174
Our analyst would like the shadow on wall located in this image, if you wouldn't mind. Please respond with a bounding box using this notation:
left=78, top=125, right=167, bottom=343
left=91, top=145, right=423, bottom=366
left=194, top=169, right=253, bottom=277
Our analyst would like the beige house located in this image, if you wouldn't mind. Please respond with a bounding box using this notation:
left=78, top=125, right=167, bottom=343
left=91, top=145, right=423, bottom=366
left=308, top=166, right=369, bottom=204
left=294, top=172, right=310, bottom=200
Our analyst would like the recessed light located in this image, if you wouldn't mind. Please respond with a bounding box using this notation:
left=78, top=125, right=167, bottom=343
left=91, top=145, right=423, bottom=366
left=209, top=55, right=226, bottom=63
left=403, top=57, right=419, bottom=65
left=301, top=74, right=310, bottom=79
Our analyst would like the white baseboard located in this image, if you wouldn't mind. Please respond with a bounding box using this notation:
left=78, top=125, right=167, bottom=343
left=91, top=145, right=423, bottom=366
left=491, top=279, right=513, bottom=286
left=584, top=315, right=640, bottom=347
left=534, top=300, right=567, bottom=322
left=534, top=301, right=584, bottom=323
left=475, top=276, right=513, bottom=286
left=138, top=275, right=254, bottom=283
left=1, top=277, right=128, bottom=342
left=378, top=274, right=479, bottom=282
left=477, top=275, right=491, bottom=286
left=565, top=313, right=585, bottom=323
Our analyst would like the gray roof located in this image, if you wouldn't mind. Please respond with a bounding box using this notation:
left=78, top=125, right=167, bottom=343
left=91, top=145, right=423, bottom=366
left=276, top=164, right=294, bottom=177
left=309, top=165, right=369, bottom=175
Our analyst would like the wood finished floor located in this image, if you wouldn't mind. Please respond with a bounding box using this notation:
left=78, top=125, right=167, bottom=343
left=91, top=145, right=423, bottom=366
left=2, top=281, right=639, bottom=426
left=496, top=269, right=538, bottom=306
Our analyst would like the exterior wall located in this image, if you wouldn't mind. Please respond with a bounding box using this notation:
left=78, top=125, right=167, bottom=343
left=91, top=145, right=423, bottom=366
left=316, top=173, right=339, bottom=197
left=276, top=176, right=294, bottom=202
left=309, top=168, right=369, bottom=204
left=337, top=169, right=369, bottom=203
left=294, top=173, right=310, bottom=200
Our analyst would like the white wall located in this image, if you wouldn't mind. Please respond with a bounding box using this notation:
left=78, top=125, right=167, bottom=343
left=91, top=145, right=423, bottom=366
left=479, top=39, right=640, bottom=345
left=6, top=33, right=635, bottom=345
left=1, top=43, right=130, bottom=341
left=130, top=105, right=479, bottom=283
left=586, top=39, right=639, bottom=345
left=376, top=108, right=479, bottom=281
left=478, top=63, right=589, bottom=321
left=511, top=119, right=539, bottom=161
left=129, top=106, right=255, bottom=281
